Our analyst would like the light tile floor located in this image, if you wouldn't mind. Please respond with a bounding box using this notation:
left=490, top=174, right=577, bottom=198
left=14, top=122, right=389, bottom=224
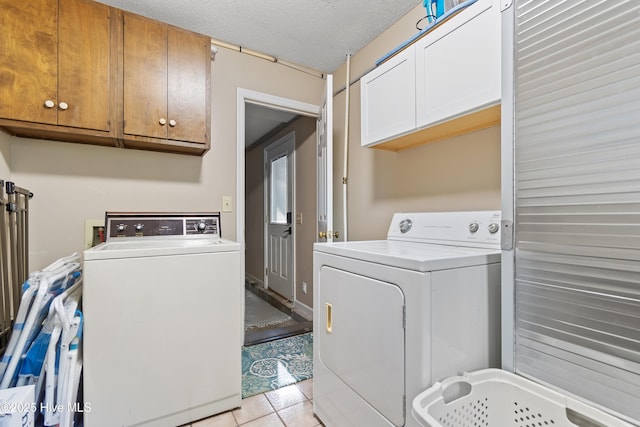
left=187, top=379, right=324, bottom=427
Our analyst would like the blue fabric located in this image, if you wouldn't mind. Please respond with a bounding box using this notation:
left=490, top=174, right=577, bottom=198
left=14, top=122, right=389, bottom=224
left=19, top=332, right=51, bottom=377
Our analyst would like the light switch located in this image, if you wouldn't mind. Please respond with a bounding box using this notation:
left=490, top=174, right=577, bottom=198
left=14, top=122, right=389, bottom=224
left=296, top=213, right=303, bottom=224
left=222, top=196, right=232, bottom=212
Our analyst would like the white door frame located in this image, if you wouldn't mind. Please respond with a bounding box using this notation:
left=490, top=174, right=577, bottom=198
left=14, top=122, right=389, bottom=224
left=263, top=132, right=296, bottom=300
left=236, top=89, right=321, bottom=313
left=236, top=88, right=320, bottom=245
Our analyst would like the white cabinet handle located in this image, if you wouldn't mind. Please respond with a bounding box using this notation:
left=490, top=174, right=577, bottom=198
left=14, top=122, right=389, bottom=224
left=58, top=102, right=68, bottom=110
left=159, top=118, right=166, bottom=125
left=44, top=100, right=55, bottom=109
left=169, top=119, right=176, bottom=127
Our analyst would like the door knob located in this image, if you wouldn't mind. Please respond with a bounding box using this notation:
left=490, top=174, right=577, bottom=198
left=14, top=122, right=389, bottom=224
left=159, top=118, right=167, bottom=125
left=169, top=119, right=177, bottom=127
left=44, top=100, right=55, bottom=109
left=319, top=231, right=327, bottom=239
left=332, top=230, right=340, bottom=239
left=58, top=101, right=68, bottom=110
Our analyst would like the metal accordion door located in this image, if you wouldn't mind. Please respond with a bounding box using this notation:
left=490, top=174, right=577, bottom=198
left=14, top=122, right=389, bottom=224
left=506, top=0, right=640, bottom=423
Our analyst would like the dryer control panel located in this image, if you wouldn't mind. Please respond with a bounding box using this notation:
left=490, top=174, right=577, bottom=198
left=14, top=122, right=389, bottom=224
left=105, top=212, right=221, bottom=239
left=387, top=211, right=501, bottom=249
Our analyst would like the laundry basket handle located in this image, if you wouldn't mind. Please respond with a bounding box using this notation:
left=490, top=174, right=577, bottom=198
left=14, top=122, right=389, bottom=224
left=412, top=373, right=476, bottom=426
left=440, top=375, right=473, bottom=404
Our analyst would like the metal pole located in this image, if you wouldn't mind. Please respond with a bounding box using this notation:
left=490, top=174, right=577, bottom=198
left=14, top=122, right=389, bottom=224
left=0, top=180, right=9, bottom=350
left=5, top=182, right=18, bottom=317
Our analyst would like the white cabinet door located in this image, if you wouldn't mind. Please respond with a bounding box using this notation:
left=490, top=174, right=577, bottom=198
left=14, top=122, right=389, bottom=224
left=360, top=46, right=416, bottom=147
left=416, top=0, right=501, bottom=127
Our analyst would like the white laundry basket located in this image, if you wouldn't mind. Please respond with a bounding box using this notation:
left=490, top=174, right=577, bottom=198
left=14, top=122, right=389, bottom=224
left=412, top=369, right=634, bottom=427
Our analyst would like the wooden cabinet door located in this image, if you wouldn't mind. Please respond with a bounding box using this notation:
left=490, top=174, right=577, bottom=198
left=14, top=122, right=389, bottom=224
left=167, top=28, right=210, bottom=144
left=123, top=13, right=168, bottom=139
left=58, top=0, right=112, bottom=131
left=0, top=0, right=58, bottom=125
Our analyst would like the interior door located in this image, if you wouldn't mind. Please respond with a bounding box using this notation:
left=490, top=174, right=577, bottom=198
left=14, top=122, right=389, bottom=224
left=265, top=133, right=294, bottom=300
left=317, top=74, right=334, bottom=242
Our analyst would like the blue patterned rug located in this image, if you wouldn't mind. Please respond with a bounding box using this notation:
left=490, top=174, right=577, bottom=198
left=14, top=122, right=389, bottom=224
left=241, top=332, right=313, bottom=398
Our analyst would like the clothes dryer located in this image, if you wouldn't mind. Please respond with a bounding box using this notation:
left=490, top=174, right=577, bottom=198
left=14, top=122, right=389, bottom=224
left=313, top=211, right=502, bottom=427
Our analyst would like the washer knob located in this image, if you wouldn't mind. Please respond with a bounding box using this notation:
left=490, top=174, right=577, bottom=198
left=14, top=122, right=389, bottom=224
left=116, top=224, right=126, bottom=232
left=198, top=222, right=207, bottom=231
left=135, top=223, right=144, bottom=232
left=399, top=219, right=412, bottom=234
left=488, top=223, right=500, bottom=234
left=469, top=222, right=479, bottom=233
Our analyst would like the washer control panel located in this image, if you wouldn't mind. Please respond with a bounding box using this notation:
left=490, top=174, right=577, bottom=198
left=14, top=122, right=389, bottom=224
left=106, top=212, right=221, bottom=239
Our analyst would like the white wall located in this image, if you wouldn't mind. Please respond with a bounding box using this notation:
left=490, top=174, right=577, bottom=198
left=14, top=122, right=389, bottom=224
left=0, top=131, right=11, bottom=179
left=9, top=46, right=324, bottom=270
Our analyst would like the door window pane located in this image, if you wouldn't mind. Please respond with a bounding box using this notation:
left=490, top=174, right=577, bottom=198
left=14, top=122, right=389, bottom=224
left=270, top=155, right=287, bottom=224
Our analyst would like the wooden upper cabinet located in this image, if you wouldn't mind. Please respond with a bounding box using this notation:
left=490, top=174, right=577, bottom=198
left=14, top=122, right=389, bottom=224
left=0, top=0, right=58, bottom=125
left=123, top=14, right=169, bottom=140
left=122, top=13, right=210, bottom=150
left=167, top=28, right=209, bottom=144
left=0, top=0, right=209, bottom=155
left=58, top=0, right=112, bottom=131
left=0, top=0, right=112, bottom=132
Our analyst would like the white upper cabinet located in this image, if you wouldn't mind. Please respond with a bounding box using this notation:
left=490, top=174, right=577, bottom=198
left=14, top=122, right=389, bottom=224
left=360, top=46, right=416, bottom=147
left=360, top=0, right=501, bottom=150
left=416, top=0, right=501, bottom=127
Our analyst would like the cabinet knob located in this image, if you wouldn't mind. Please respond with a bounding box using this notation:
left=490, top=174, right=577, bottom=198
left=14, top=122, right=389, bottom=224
left=44, top=100, right=55, bottom=109
left=159, top=118, right=166, bottom=125
left=58, top=102, right=69, bottom=110
left=169, top=119, right=177, bottom=127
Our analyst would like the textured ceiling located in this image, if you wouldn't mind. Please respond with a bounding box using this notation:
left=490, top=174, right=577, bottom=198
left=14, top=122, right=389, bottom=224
left=95, top=0, right=421, bottom=72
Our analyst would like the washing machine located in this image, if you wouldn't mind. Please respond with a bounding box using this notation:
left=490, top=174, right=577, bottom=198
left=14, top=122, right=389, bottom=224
left=313, top=211, right=502, bottom=427
left=83, top=212, right=242, bottom=427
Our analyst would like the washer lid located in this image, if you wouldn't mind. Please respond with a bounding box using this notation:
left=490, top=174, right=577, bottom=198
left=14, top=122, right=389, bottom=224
left=84, top=238, right=240, bottom=260
left=314, top=240, right=500, bottom=272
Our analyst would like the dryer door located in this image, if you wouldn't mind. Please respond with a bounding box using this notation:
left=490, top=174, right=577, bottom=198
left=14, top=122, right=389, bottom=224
left=317, top=266, right=406, bottom=426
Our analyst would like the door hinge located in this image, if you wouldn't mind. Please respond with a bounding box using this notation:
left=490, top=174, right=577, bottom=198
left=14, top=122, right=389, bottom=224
left=501, top=219, right=513, bottom=250
left=265, top=267, right=268, bottom=276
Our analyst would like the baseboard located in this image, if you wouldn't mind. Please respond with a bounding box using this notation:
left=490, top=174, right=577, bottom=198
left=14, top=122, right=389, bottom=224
left=294, top=300, right=313, bottom=321
left=245, top=272, right=264, bottom=288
